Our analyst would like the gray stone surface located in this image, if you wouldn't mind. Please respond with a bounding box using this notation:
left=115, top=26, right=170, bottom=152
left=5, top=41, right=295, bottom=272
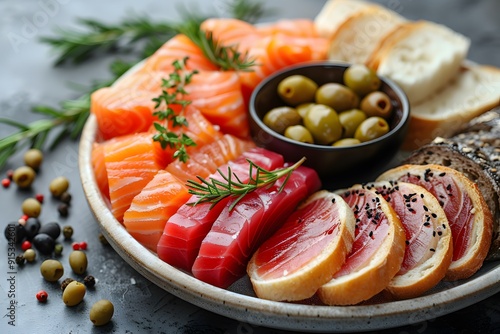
left=0, top=0, right=499, bottom=333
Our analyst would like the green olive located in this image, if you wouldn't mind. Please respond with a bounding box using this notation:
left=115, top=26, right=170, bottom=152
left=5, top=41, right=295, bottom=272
left=277, top=75, right=318, bottom=106
left=63, top=281, right=86, bottom=306
left=69, top=250, right=88, bottom=275
left=24, top=148, right=44, bottom=170
left=354, top=117, right=390, bottom=142
left=296, top=103, right=316, bottom=118
left=315, top=83, right=359, bottom=112
left=40, top=259, right=64, bottom=282
left=13, top=166, right=36, bottom=188
left=89, top=299, right=114, bottom=326
left=49, top=176, right=70, bottom=197
left=343, top=64, right=381, bottom=96
left=338, top=109, right=367, bottom=138
left=284, top=125, right=314, bottom=144
left=332, top=138, right=362, bottom=147
left=24, top=249, right=36, bottom=262
left=303, top=104, right=342, bottom=145
left=360, top=91, right=393, bottom=119
left=22, top=198, right=42, bottom=218
left=263, top=106, right=302, bottom=134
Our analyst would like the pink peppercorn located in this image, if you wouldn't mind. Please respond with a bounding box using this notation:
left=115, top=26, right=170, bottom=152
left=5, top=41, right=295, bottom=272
left=36, top=290, right=48, bottom=302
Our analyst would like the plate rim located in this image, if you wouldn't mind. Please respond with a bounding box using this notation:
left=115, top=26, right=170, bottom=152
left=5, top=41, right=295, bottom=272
left=78, top=61, right=500, bottom=333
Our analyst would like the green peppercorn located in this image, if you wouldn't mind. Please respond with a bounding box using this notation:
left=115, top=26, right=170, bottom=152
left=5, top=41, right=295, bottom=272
left=12, top=166, right=36, bottom=189
left=24, top=248, right=36, bottom=262
left=15, top=254, right=25, bottom=265
left=49, top=176, right=70, bottom=197
left=22, top=198, right=42, bottom=218
left=63, top=226, right=73, bottom=239
left=84, top=275, right=96, bottom=288
left=61, top=277, right=75, bottom=291
left=24, top=149, right=44, bottom=170
left=54, top=243, right=63, bottom=256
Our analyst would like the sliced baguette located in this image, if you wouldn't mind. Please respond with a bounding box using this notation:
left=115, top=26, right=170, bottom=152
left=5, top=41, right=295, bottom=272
left=357, top=181, right=453, bottom=299
left=318, top=187, right=406, bottom=305
left=314, top=0, right=383, bottom=38
left=328, top=6, right=406, bottom=64
left=403, top=65, right=500, bottom=150
left=377, top=164, right=494, bottom=280
left=366, top=20, right=470, bottom=105
left=247, top=191, right=355, bottom=301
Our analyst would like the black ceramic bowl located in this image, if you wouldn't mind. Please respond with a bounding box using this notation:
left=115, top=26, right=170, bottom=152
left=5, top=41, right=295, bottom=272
left=249, top=62, right=410, bottom=185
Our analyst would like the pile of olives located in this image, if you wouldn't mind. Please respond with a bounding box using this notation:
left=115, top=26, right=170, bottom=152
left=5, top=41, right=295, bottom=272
left=263, top=64, right=394, bottom=147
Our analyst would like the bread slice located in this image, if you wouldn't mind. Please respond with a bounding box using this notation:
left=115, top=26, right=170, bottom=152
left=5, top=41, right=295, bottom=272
left=328, top=6, right=406, bottom=64
left=403, top=65, right=500, bottom=150
left=314, top=0, right=383, bottom=38
left=366, top=20, right=470, bottom=105
left=356, top=181, right=453, bottom=299
left=317, top=187, right=406, bottom=305
left=403, top=109, right=500, bottom=260
left=377, top=164, right=494, bottom=280
left=247, top=191, right=355, bottom=301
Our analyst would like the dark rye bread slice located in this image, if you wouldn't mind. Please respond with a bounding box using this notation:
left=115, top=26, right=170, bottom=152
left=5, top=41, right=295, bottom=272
left=403, top=109, right=500, bottom=260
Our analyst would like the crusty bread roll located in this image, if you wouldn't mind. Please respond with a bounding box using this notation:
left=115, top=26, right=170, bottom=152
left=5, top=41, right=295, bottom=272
left=354, top=181, right=453, bottom=299
left=402, top=65, right=500, bottom=150
left=328, top=6, right=406, bottom=64
left=377, top=164, right=494, bottom=280
left=314, top=0, right=383, bottom=38
left=366, top=20, right=470, bottom=105
left=317, top=187, right=406, bottom=305
left=247, top=191, right=355, bottom=301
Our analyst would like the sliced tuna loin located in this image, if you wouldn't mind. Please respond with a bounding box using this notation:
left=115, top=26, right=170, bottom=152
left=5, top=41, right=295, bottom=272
left=156, top=148, right=284, bottom=272
left=317, top=187, right=406, bottom=305
left=191, top=165, right=322, bottom=288
left=377, top=164, right=493, bottom=280
left=247, top=191, right=355, bottom=301
left=361, top=181, right=453, bottom=299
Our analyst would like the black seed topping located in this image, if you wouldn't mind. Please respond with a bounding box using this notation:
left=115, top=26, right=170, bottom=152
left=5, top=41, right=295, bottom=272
left=442, top=224, right=446, bottom=229
left=405, top=240, right=410, bottom=245
left=423, top=205, right=429, bottom=212
left=409, top=208, right=415, bottom=213
left=369, top=231, right=373, bottom=238
left=446, top=184, right=452, bottom=191
left=430, top=248, right=435, bottom=252
left=424, top=222, right=431, bottom=227
left=420, top=194, right=424, bottom=198
left=331, top=198, right=336, bottom=203
left=431, top=213, right=437, bottom=218
left=433, top=231, right=436, bottom=237
left=438, top=231, right=443, bottom=236
left=439, top=172, right=446, bottom=177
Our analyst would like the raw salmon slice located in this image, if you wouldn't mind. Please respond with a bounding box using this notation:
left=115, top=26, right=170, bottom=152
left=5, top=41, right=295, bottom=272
left=157, top=148, right=285, bottom=272
left=318, top=187, right=405, bottom=305
left=248, top=191, right=355, bottom=301
left=123, top=170, right=191, bottom=251
left=141, top=34, right=218, bottom=73
left=357, top=181, right=453, bottom=299
left=200, top=18, right=261, bottom=52
left=103, top=132, right=164, bottom=222
left=191, top=165, right=322, bottom=288
left=165, top=134, right=255, bottom=184
left=377, top=164, right=493, bottom=280
left=256, top=19, right=320, bottom=38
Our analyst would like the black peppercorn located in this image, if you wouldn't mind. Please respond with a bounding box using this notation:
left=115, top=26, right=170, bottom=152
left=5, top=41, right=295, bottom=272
left=84, top=275, right=96, bottom=288
left=60, top=277, right=75, bottom=291
left=58, top=203, right=69, bottom=217
left=15, top=254, right=25, bottom=265
left=59, top=192, right=72, bottom=204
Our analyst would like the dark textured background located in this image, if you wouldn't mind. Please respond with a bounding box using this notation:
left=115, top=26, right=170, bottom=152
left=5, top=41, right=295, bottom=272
left=0, top=0, right=499, bottom=333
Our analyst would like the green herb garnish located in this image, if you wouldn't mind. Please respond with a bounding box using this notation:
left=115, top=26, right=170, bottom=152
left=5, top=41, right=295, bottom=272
left=152, top=57, right=198, bottom=163
left=187, top=157, right=306, bottom=210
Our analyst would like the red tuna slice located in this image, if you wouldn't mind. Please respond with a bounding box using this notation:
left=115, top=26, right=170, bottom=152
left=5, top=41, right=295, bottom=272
left=191, top=165, right=322, bottom=289
left=357, top=181, right=453, bottom=299
left=377, top=164, right=493, bottom=280
left=317, top=187, right=406, bottom=305
left=247, top=191, right=356, bottom=301
left=157, top=148, right=284, bottom=271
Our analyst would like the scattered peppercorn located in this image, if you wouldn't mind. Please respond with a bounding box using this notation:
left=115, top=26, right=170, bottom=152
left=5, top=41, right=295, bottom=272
left=2, top=178, right=10, bottom=188
left=21, top=240, right=32, bottom=251
left=58, top=203, right=69, bottom=217
left=54, top=243, right=63, bottom=256
left=61, top=277, right=75, bottom=291
left=35, top=193, right=44, bottom=203
left=98, top=233, right=109, bottom=246
left=62, top=226, right=73, bottom=239
left=15, top=254, right=25, bottom=265
left=72, top=242, right=81, bottom=251
left=6, top=169, right=14, bottom=180
left=79, top=241, right=88, bottom=250
left=36, top=290, right=48, bottom=302
left=84, top=275, right=96, bottom=288
left=59, top=192, right=72, bottom=204
left=24, top=248, right=36, bottom=262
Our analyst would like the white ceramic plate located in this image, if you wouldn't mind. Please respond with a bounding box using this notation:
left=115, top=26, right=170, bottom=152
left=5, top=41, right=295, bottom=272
left=78, top=61, right=500, bottom=333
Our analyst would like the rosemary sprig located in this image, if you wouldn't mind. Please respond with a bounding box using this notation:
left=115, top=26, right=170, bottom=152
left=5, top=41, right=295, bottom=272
left=187, top=157, right=306, bottom=210
left=224, top=0, right=274, bottom=24
left=152, top=57, right=198, bottom=163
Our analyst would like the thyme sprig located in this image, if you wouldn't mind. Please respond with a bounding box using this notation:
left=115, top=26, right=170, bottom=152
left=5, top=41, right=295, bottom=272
left=187, top=157, right=306, bottom=210
left=152, top=58, right=198, bottom=163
